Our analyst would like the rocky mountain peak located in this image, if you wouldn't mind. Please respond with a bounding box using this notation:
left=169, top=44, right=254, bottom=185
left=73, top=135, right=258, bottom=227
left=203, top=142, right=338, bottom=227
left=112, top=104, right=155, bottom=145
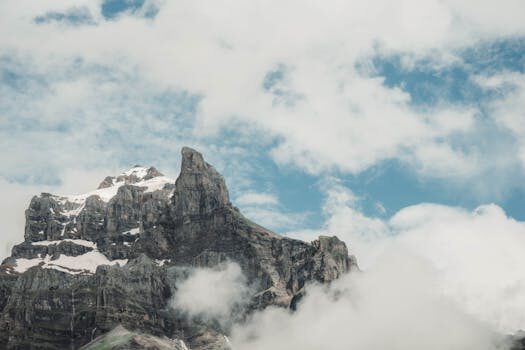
left=0, top=146, right=356, bottom=350
left=98, top=166, right=164, bottom=189
left=180, top=146, right=207, bottom=172
left=172, top=147, right=230, bottom=217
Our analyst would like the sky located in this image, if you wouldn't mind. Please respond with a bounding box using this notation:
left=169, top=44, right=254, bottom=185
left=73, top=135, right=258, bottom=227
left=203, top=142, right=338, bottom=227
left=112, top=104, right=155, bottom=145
left=1, top=0, right=525, bottom=347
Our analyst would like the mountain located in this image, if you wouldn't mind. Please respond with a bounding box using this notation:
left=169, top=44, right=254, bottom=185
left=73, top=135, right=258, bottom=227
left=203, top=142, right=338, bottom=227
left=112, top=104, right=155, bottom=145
left=0, top=147, right=357, bottom=350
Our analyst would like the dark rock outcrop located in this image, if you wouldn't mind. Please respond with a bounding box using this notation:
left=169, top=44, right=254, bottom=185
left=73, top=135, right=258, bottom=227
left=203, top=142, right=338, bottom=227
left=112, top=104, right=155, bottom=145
left=0, top=147, right=357, bottom=350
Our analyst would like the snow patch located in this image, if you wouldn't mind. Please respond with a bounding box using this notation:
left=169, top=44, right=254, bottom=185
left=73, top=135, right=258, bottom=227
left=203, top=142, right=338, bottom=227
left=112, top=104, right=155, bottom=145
left=123, top=227, right=140, bottom=235
left=61, top=183, right=123, bottom=203
left=48, top=251, right=127, bottom=274
left=13, top=242, right=127, bottom=274
left=154, top=259, right=170, bottom=266
left=11, top=257, right=43, bottom=273
left=134, top=176, right=173, bottom=193
left=55, top=172, right=173, bottom=205
left=32, top=239, right=96, bottom=249
left=122, top=166, right=149, bottom=179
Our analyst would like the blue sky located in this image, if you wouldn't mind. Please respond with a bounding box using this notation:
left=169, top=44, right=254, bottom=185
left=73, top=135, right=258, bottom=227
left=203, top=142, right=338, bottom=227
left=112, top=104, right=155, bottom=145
left=1, top=0, right=524, bottom=237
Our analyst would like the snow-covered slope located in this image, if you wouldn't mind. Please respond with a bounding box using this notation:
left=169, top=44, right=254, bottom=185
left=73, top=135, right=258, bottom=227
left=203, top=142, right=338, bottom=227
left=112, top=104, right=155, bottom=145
left=12, top=247, right=127, bottom=274
left=4, top=166, right=175, bottom=276
left=57, top=166, right=174, bottom=204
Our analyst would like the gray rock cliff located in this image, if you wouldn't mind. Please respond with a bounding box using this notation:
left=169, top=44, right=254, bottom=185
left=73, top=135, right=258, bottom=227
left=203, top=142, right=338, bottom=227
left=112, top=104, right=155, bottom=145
left=0, top=147, right=357, bottom=350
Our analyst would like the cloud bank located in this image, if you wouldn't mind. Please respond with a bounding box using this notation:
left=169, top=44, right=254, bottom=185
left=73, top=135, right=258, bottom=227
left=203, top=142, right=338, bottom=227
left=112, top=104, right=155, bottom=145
left=231, top=249, right=502, bottom=350
left=290, top=183, right=525, bottom=335
left=392, top=203, right=525, bottom=334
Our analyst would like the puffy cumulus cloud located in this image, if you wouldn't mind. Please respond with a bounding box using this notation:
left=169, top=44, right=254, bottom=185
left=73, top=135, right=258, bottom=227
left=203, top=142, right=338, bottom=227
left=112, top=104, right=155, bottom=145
left=392, top=203, right=525, bottom=334
left=291, top=183, right=525, bottom=335
left=1, top=0, right=524, bottom=191
left=230, top=248, right=502, bottom=350
left=264, top=80, right=478, bottom=177
left=171, top=262, right=252, bottom=325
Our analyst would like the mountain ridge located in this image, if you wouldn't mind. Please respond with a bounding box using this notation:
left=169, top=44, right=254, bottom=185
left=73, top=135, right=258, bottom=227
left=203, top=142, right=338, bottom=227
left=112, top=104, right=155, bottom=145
left=0, top=147, right=357, bottom=349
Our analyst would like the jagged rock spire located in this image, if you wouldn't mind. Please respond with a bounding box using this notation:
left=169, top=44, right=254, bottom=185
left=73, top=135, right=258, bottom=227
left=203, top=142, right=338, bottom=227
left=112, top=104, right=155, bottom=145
left=171, top=147, right=230, bottom=217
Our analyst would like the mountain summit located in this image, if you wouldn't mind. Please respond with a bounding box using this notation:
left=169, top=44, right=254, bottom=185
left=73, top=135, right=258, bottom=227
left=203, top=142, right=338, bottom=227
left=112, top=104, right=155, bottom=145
left=0, top=147, right=357, bottom=350
left=97, top=166, right=165, bottom=189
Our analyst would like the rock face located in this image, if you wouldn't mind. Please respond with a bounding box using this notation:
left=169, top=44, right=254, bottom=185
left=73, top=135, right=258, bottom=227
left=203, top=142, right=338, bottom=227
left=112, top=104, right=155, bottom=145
left=0, top=147, right=357, bottom=350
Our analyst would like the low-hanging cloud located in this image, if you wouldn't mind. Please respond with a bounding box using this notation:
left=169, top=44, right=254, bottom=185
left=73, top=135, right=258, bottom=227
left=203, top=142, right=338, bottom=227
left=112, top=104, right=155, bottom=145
left=392, top=203, right=525, bottom=334
left=289, top=183, right=525, bottom=336
left=230, top=248, right=503, bottom=350
left=171, top=262, right=252, bottom=325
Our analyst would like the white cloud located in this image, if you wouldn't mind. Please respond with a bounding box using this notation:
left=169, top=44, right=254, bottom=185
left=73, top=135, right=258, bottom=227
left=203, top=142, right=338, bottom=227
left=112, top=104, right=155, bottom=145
left=230, top=248, right=501, bottom=350
left=291, top=183, right=525, bottom=335
left=392, top=203, right=525, bottom=333
left=233, top=191, right=309, bottom=232
left=242, top=207, right=309, bottom=233
left=171, top=262, right=251, bottom=324
left=322, top=184, right=389, bottom=244
left=0, top=180, right=37, bottom=261
left=474, top=71, right=525, bottom=172
left=1, top=0, right=524, bottom=191
left=288, top=182, right=389, bottom=267
left=236, top=192, right=278, bottom=206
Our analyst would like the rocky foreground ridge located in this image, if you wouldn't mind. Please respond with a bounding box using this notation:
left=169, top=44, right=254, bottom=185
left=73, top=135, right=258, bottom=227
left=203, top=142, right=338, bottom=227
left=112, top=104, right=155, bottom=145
left=0, top=147, right=357, bottom=350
